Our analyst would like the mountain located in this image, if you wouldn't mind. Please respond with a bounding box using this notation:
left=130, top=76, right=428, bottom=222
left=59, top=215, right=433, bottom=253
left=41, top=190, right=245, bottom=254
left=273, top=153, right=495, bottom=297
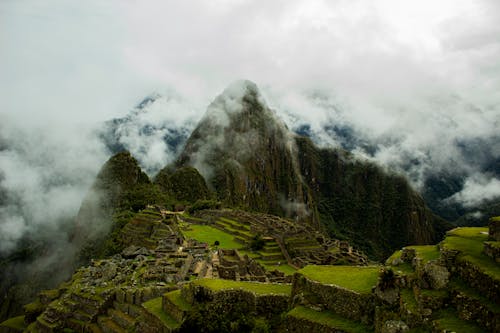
left=73, top=151, right=150, bottom=260
left=169, top=80, right=449, bottom=259
left=175, top=80, right=315, bottom=223
left=295, top=136, right=450, bottom=258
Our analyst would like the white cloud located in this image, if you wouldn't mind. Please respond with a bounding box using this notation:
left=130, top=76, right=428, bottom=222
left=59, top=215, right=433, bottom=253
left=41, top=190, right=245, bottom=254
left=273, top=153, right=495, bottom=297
left=449, top=175, right=500, bottom=208
left=1, top=0, right=500, bottom=253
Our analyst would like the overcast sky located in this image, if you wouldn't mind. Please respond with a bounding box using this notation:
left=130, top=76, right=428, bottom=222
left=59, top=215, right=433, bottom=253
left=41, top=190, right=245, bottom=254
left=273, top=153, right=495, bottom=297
left=1, top=0, right=500, bottom=253
left=2, top=0, right=499, bottom=124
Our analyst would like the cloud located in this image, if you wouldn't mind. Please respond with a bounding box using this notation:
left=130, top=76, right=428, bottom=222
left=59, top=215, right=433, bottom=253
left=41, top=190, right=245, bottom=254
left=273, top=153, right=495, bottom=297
left=0, top=118, right=107, bottom=254
left=449, top=175, right=500, bottom=208
left=1, top=0, right=500, bottom=253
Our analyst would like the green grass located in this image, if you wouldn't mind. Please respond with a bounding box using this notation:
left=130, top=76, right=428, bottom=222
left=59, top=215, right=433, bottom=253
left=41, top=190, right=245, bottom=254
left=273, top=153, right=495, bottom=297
left=442, top=227, right=500, bottom=279
left=219, top=217, right=250, bottom=230
left=181, top=224, right=243, bottom=249
left=164, top=290, right=191, bottom=311
left=0, top=316, right=26, bottom=331
left=400, top=288, right=418, bottom=312
left=271, top=264, right=297, bottom=275
left=142, top=297, right=180, bottom=329
left=392, top=262, right=414, bottom=275
left=433, top=309, right=484, bottom=333
left=406, top=245, right=440, bottom=262
left=238, top=249, right=261, bottom=259
left=192, top=278, right=291, bottom=295
left=490, top=216, right=500, bottom=222
left=287, top=306, right=371, bottom=333
left=298, top=265, right=380, bottom=294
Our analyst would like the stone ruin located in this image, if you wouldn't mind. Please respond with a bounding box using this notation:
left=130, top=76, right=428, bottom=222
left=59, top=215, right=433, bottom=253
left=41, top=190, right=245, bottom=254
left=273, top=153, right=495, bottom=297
left=216, top=249, right=290, bottom=283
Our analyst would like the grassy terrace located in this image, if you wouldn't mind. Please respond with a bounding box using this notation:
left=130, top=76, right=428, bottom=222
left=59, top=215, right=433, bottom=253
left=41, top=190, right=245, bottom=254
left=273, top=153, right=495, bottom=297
left=406, top=245, right=440, bottom=263
left=0, top=315, right=26, bottom=331
left=449, top=278, right=500, bottom=312
left=192, top=278, right=291, bottom=295
left=181, top=224, right=243, bottom=249
left=287, top=306, right=371, bottom=333
left=433, top=309, right=484, bottom=333
left=142, top=297, right=180, bottom=329
left=441, top=227, right=500, bottom=279
left=164, top=290, right=192, bottom=311
left=298, top=265, right=380, bottom=294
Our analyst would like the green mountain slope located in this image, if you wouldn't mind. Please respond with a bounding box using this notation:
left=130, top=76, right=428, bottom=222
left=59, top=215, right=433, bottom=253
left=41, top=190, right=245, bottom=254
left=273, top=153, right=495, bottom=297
left=172, top=80, right=450, bottom=259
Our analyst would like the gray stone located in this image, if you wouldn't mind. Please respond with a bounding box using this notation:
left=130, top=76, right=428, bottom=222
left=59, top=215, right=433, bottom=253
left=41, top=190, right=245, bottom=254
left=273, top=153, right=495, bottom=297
left=381, top=320, right=409, bottom=333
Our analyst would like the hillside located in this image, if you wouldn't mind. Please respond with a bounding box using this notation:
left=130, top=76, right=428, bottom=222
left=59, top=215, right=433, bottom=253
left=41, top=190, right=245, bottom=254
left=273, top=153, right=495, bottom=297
left=172, top=80, right=449, bottom=259
left=3, top=211, right=499, bottom=332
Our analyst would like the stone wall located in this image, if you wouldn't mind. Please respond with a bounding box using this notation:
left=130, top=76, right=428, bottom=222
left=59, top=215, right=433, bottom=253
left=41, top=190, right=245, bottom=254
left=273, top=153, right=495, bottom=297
left=484, top=242, right=500, bottom=262
left=488, top=218, right=500, bottom=241
left=451, top=289, right=500, bottom=332
left=181, top=283, right=289, bottom=318
left=291, top=274, right=375, bottom=324
left=455, top=260, right=500, bottom=304
left=284, top=314, right=341, bottom=333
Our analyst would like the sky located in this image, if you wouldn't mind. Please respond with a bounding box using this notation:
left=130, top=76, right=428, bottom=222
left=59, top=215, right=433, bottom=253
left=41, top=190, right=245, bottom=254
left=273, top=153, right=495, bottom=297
left=1, top=0, right=500, bottom=253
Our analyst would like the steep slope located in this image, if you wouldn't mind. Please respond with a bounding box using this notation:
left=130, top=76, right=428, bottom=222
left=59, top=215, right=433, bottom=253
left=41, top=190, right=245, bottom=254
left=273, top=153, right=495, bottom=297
left=155, top=166, right=210, bottom=204
left=73, top=151, right=150, bottom=251
left=176, top=80, right=315, bottom=223
left=173, top=80, right=449, bottom=259
left=296, top=136, right=450, bottom=259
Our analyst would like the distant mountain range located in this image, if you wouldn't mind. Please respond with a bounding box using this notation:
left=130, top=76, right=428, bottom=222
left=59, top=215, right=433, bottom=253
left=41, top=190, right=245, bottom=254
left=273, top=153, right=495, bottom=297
left=99, top=84, right=500, bottom=226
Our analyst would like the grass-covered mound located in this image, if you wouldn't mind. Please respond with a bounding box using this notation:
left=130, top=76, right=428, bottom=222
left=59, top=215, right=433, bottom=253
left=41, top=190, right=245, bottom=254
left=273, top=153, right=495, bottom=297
left=442, top=227, right=500, bottom=278
left=298, top=265, right=379, bottom=294
left=181, top=224, right=243, bottom=249
left=405, top=245, right=440, bottom=263
left=192, top=278, right=291, bottom=295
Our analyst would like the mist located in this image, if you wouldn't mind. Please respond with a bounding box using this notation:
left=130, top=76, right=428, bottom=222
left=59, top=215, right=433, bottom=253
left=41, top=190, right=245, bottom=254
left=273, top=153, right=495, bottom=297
left=1, top=0, right=500, bottom=259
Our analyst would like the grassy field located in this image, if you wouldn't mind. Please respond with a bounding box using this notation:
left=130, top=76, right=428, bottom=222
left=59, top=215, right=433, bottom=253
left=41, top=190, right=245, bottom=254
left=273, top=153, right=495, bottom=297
left=193, top=278, right=291, bottom=295
left=287, top=306, right=371, bottom=333
left=441, top=227, right=500, bottom=279
left=298, top=265, right=380, bottom=294
left=142, top=297, right=180, bottom=329
left=406, top=245, right=440, bottom=262
left=181, top=224, right=243, bottom=249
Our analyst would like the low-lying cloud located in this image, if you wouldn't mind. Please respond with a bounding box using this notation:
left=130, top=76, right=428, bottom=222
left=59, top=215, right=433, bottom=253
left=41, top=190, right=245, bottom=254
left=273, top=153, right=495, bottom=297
left=1, top=0, right=500, bottom=254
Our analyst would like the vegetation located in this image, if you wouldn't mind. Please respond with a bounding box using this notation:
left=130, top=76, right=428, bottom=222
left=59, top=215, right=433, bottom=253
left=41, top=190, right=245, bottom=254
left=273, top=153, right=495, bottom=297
left=164, top=290, right=192, bottom=312
left=295, top=136, right=451, bottom=260
left=143, top=297, right=180, bottom=329
left=442, top=227, right=500, bottom=278
left=298, top=265, right=380, bottom=294
left=0, top=315, right=26, bottom=331
left=250, top=235, right=266, bottom=251
left=180, top=301, right=257, bottom=333
left=287, top=306, right=371, bottom=333
left=433, top=309, right=484, bottom=333
left=192, top=279, right=291, bottom=295
left=187, top=199, right=222, bottom=214
left=154, top=166, right=211, bottom=204
left=181, top=224, right=243, bottom=249
left=406, top=245, right=440, bottom=263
